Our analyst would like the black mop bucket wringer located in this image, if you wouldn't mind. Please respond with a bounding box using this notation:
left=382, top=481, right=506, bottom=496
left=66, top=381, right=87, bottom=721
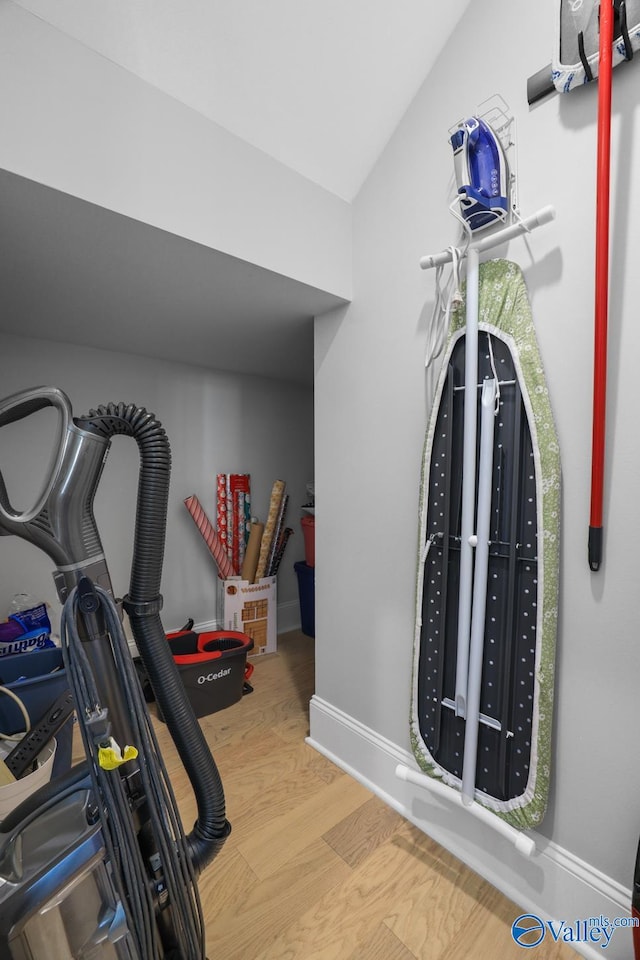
left=161, top=629, right=254, bottom=720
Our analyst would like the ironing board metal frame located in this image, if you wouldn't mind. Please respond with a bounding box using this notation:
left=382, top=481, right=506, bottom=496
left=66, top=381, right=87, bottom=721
left=397, top=206, right=555, bottom=856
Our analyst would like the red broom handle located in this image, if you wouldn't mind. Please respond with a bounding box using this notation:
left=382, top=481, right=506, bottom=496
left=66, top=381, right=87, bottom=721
left=589, top=0, right=614, bottom=572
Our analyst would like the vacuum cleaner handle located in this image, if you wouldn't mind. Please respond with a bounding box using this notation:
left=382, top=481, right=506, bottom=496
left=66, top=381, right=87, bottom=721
left=0, top=387, right=71, bottom=533
left=0, top=386, right=112, bottom=589
left=0, top=385, right=72, bottom=430
left=0, top=386, right=72, bottom=525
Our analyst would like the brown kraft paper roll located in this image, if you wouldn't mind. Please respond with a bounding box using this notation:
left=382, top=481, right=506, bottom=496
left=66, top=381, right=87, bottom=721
left=241, top=521, right=265, bottom=583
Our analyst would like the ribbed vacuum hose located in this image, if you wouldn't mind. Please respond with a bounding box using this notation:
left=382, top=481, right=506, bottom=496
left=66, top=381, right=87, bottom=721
left=131, top=612, right=230, bottom=868
left=77, top=403, right=230, bottom=873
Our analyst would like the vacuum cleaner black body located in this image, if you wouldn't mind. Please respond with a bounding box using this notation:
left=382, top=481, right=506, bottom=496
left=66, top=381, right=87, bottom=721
left=0, top=386, right=228, bottom=959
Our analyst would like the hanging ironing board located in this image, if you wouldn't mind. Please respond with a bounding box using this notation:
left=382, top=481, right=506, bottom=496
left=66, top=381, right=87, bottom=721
left=409, top=258, right=561, bottom=833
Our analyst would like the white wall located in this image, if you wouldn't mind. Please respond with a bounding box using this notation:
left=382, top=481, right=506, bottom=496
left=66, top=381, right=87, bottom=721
left=0, top=334, right=312, bottom=636
left=9, top=0, right=473, bottom=201
left=0, top=2, right=351, bottom=301
left=313, top=0, right=640, bottom=949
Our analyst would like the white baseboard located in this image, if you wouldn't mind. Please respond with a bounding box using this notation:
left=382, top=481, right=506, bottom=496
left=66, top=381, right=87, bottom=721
left=192, top=599, right=300, bottom=636
left=307, top=695, right=635, bottom=960
left=274, top=599, right=301, bottom=634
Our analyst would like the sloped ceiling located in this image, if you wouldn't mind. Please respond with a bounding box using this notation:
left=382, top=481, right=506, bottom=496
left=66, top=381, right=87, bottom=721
left=0, top=169, right=343, bottom=385
left=3, top=0, right=471, bottom=384
left=12, top=0, right=471, bottom=200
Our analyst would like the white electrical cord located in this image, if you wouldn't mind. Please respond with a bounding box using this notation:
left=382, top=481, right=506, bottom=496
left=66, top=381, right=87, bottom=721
left=487, top=334, right=502, bottom=413
left=425, top=210, right=472, bottom=370
left=0, top=685, right=31, bottom=741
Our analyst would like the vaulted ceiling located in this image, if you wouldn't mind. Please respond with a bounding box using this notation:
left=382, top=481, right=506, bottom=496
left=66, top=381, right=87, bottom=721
left=13, top=0, right=470, bottom=200
left=4, top=1, right=471, bottom=383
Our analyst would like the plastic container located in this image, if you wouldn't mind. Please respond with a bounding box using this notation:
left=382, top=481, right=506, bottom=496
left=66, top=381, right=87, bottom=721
left=300, top=515, right=315, bottom=567
left=294, top=561, right=315, bottom=638
left=161, top=629, right=254, bottom=720
left=0, top=649, right=72, bottom=778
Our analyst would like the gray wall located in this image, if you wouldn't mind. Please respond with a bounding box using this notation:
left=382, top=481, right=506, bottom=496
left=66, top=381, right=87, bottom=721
left=315, top=0, right=640, bottom=904
left=0, top=334, right=312, bottom=635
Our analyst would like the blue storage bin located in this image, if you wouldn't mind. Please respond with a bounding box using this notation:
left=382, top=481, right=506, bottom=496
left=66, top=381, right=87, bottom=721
left=294, top=561, right=315, bottom=638
left=0, top=648, right=73, bottom=777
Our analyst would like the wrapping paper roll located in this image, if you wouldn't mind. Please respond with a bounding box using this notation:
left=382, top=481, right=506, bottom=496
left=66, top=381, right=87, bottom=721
left=243, top=488, right=252, bottom=542
left=255, top=480, right=286, bottom=580
left=266, top=494, right=288, bottom=576
left=184, top=495, right=235, bottom=580
left=241, top=520, right=265, bottom=583
left=230, top=474, right=250, bottom=574
left=225, top=475, right=233, bottom=566
left=270, top=526, right=293, bottom=576
left=216, top=475, right=230, bottom=565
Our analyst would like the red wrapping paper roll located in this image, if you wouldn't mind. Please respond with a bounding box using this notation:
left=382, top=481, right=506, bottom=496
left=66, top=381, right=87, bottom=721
left=184, top=494, right=235, bottom=580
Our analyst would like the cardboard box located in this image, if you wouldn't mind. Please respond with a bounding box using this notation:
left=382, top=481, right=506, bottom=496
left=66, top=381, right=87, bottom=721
left=221, top=575, right=277, bottom=657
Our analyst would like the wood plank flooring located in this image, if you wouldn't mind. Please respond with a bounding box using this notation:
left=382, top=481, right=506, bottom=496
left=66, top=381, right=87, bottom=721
left=70, top=630, right=578, bottom=958
left=149, top=629, right=579, bottom=960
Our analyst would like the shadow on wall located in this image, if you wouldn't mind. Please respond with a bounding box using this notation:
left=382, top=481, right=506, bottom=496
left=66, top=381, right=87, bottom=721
left=313, top=303, right=351, bottom=380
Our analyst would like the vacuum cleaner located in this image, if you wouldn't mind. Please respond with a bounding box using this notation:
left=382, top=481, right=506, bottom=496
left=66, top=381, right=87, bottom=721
left=0, top=385, right=229, bottom=959
left=450, top=116, right=509, bottom=233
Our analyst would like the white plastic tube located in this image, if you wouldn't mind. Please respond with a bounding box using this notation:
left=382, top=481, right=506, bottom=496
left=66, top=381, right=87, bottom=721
left=395, top=762, right=535, bottom=858
left=461, top=378, right=497, bottom=805
left=454, top=245, right=479, bottom=718
left=419, top=205, right=556, bottom=271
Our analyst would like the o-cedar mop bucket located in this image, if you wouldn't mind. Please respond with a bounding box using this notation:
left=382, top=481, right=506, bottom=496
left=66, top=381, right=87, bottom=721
left=162, top=629, right=254, bottom=719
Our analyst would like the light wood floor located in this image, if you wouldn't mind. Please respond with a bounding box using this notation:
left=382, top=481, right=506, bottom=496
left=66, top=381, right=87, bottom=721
left=146, top=630, right=579, bottom=960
